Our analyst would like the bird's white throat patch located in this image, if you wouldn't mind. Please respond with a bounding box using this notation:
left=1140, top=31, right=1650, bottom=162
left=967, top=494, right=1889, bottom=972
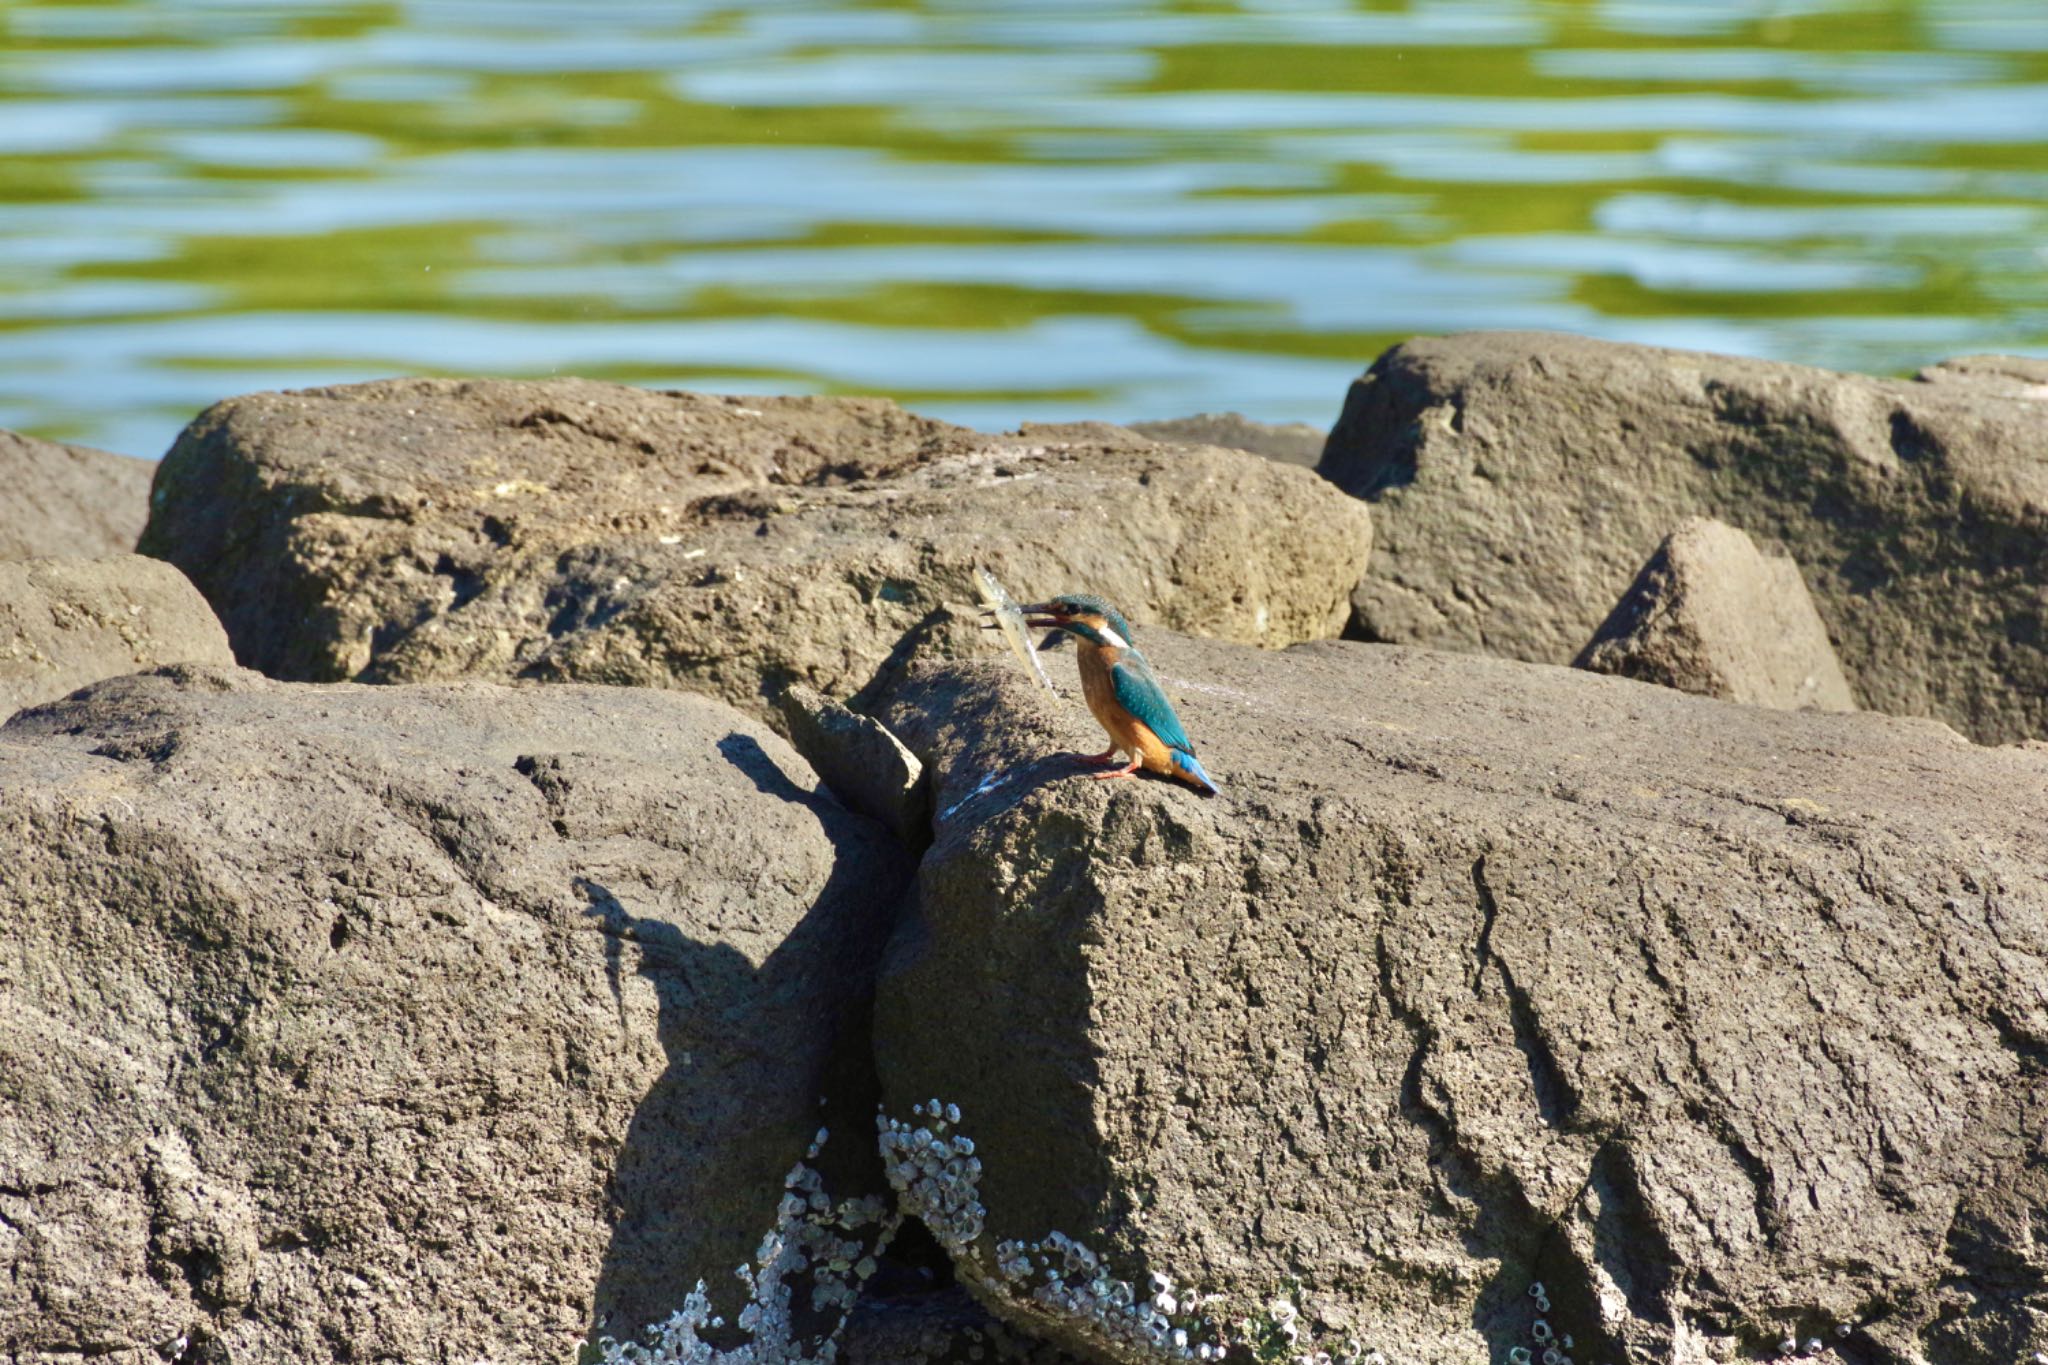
left=1093, top=624, right=1130, bottom=650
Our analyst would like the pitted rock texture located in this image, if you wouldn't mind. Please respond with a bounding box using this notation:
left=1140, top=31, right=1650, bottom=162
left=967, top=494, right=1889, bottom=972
left=1127, top=412, right=1326, bottom=468
left=0, top=666, right=907, bottom=1362
left=1574, top=517, right=1855, bottom=712
left=0, top=555, right=234, bottom=718
left=139, top=380, right=1371, bottom=723
left=1319, top=331, right=2048, bottom=743
left=0, top=427, right=155, bottom=561
left=780, top=682, right=929, bottom=846
left=873, top=632, right=2048, bottom=1365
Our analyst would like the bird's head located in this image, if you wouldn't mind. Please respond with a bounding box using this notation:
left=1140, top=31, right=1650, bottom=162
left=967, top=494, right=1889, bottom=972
left=1019, top=594, right=1138, bottom=649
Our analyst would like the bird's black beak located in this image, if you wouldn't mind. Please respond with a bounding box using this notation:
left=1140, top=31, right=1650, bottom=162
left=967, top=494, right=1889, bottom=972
left=1015, top=602, right=1064, bottom=630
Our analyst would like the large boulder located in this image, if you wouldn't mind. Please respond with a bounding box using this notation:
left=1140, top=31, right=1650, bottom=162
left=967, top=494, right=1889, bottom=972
left=0, top=666, right=909, bottom=1361
left=1319, top=331, right=2048, bottom=743
left=0, top=555, right=234, bottom=719
left=870, top=631, right=2048, bottom=1365
left=1574, top=517, right=1855, bottom=712
left=138, top=381, right=1371, bottom=723
left=0, top=428, right=155, bottom=561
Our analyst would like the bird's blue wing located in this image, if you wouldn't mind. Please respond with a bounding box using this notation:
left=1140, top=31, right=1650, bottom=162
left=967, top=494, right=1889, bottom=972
left=1111, top=649, right=1218, bottom=791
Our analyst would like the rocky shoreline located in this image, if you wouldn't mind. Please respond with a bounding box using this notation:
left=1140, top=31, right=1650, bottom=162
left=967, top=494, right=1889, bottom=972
left=3, top=331, right=2044, bottom=1365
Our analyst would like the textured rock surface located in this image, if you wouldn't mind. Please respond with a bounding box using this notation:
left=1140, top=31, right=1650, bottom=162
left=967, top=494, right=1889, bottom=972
left=139, top=380, right=1371, bottom=723
left=1575, top=517, right=1855, bottom=712
left=0, top=428, right=155, bottom=561
left=873, top=631, right=2048, bottom=1365
left=1916, top=353, right=2048, bottom=399
left=0, top=555, right=234, bottom=719
left=1127, top=412, right=1326, bottom=468
left=0, top=666, right=907, bottom=1361
left=780, top=682, right=929, bottom=846
left=1320, top=331, right=2048, bottom=743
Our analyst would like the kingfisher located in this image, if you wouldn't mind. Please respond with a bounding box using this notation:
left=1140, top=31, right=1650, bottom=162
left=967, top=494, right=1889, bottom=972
left=1015, top=595, right=1218, bottom=796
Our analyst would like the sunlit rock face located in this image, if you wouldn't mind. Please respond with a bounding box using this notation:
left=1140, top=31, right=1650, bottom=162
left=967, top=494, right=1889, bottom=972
left=0, top=555, right=234, bottom=720
left=0, top=428, right=153, bottom=561
left=139, top=380, right=1371, bottom=726
left=1574, top=516, right=1855, bottom=713
left=1321, top=331, right=2048, bottom=744
left=0, top=665, right=908, bottom=1362
left=872, top=630, right=2048, bottom=1365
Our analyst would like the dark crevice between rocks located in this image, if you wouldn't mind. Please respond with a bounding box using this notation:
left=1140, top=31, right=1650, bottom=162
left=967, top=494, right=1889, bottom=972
left=1470, top=857, right=1580, bottom=1130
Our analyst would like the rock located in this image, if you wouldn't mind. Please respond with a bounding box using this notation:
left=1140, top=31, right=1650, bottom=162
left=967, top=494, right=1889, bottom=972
left=0, top=428, right=155, bottom=561
left=1916, top=354, right=2048, bottom=399
left=1320, top=331, right=2048, bottom=743
left=1127, top=412, right=1327, bottom=468
left=138, top=380, right=1371, bottom=724
left=870, top=631, right=2048, bottom=1365
left=0, top=666, right=909, bottom=1361
left=779, top=683, right=929, bottom=845
left=0, top=555, right=235, bottom=719
left=843, top=1285, right=1084, bottom=1365
left=1574, top=517, right=1855, bottom=712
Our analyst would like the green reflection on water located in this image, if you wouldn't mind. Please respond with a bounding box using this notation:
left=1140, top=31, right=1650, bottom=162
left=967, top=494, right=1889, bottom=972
left=0, top=0, right=2043, bottom=456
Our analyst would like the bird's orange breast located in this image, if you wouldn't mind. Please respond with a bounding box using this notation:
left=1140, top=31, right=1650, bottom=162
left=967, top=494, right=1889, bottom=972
left=1077, top=642, right=1175, bottom=775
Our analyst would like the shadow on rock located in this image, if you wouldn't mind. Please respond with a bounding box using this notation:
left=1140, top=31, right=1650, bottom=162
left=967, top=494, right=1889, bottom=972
left=583, top=743, right=907, bottom=1346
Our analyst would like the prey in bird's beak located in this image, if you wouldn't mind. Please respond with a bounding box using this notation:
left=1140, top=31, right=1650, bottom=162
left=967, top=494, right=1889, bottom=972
left=1015, top=602, right=1068, bottom=631
left=974, top=601, right=1068, bottom=632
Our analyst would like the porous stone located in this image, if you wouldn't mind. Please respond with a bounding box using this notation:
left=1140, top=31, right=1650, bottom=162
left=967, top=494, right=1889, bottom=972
left=0, top=555, right=234, bottom=719
left=0, top=666, right=908, bottom=1361
left=1320, top=331, right=2048, bottom=743
left=1574, top=517, right=1855, bottom=712
left=1916, top=353, right=2048, bottom=399
left=779, top=682, right=929, bottom=846
left=138, top=380, right=1371, bottom=723
left=0, top=427, right=155, bottom=560
left=1127, top=412, right=1327, bottom=468
left=872, top=631, right=2048, bottom=1365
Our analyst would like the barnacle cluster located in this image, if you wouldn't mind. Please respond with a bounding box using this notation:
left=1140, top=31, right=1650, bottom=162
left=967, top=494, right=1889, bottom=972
left=597, top=1129, right=899, bottom=1365
left=1507, top=1281, right=1583, bottom=1365
left=1237, top=1279, right=1374, bottom=1365
left=878, top=1102, right=1226, bottom=1365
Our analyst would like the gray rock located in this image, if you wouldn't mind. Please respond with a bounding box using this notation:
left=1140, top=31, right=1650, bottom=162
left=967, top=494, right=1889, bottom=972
left=1127, top=412, right=1327, bottom=467
left=138, top=380, right=1371, bottom=724
left=1320, top=330, right=2048, bottom=743
left=0, top=428, right=155, bottom=561
left=0, top=555, right=234, bottom=719
left=872, top=630, right=2048, bottom=1365
left=0, top=666, right=908, bottom=1361
left=1575, top=517, right=1855, bottom=712
left=1916, top=353, right=2048, bottom=398
left=779, top=683, right=929, bottom=845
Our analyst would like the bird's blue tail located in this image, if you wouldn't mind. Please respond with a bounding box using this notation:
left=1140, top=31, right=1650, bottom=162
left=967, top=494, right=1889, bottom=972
left=1173, top=749, right=1219, bottom=795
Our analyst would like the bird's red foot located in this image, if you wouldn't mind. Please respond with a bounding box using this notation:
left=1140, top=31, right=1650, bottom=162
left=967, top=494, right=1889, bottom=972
left=1089, top=757, right=1142, bottom=781
left=1081, top=745, right=1121, bottom=766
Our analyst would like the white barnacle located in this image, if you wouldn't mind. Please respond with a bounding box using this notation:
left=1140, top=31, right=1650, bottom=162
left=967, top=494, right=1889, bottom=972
left=1532, top=1320, right=1552, bottom=1343
left=1803, top=1341, right=1822, bottom=1356
left=1528, top=1282, right=1546, bottom=1299
left=1779, top=1339, right=1798, bottom=1357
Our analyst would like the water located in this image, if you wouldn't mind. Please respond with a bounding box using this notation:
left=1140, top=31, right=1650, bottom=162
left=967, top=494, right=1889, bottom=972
left=2, top=0, right=2043, bottom=460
